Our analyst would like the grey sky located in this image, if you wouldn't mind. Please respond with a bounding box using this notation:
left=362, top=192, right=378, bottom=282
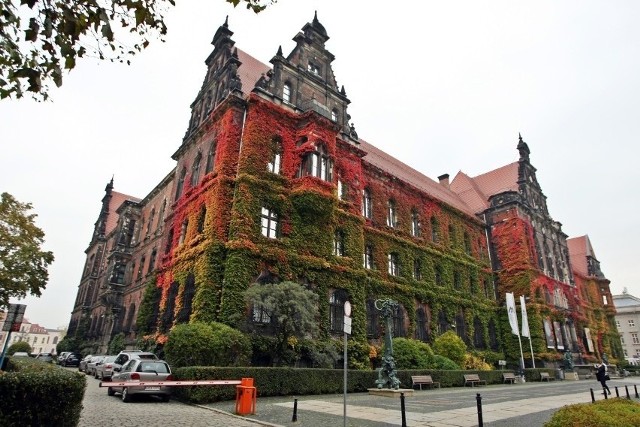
left=1, top=0, right=638, bottom=328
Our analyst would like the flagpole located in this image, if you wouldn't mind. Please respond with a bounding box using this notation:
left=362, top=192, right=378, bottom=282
left=506, top=293, right=526, bottom=381
left=519, top=295, right=536, bottom=369
left=528, top=336, right=536, bottom=369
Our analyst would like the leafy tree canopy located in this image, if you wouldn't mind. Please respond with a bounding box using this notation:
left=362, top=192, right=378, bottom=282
left=7, top=340, right=32, bottom=355
left=0, top=0, right=275, bottom=100
left=0, top=192, right=54, bottom=309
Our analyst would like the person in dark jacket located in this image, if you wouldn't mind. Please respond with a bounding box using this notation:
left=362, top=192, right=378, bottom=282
left=596, top=363, right=611, bottom=395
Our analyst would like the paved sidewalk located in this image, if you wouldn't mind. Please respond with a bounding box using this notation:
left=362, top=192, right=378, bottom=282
left=196, top=378, right=640, bottom=427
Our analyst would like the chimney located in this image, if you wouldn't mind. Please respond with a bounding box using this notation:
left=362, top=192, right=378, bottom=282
left=438, top=173, right=450, bottom=188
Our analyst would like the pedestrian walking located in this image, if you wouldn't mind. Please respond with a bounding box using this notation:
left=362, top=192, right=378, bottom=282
left=595, top=363, right=611, bottom=395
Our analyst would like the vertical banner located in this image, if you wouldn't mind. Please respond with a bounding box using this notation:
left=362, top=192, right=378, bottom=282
left=543, top=318, right=556, bottom=348
left=584, top=328, right=595, bottom=352
left=505, top=292, right=519, bottom=336
left=520, top=296, right=530, bottom=338
left=553, top=321, right=564, bottom=350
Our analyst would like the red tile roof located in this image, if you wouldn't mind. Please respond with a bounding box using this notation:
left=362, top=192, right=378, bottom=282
left=236, top=48, right=271, bottom=97
left=567, top=235, right=595, bottom=277
left=105, top=191, right=140, bottom=236
left=450, top=162, right=519, bottom=214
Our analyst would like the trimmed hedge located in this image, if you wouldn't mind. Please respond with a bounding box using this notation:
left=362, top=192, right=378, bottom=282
left=172, top=366, right=556, bottom=403
left=545, top=398, right=640, bottom=427
left=0, top=358, right=86, bottom=426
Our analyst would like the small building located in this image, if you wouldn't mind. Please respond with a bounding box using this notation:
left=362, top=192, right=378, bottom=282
left=613, top=290, right=640, bottom=361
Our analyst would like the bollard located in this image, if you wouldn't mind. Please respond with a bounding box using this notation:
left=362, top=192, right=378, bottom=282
left=590, top=388, right=595, bottom=403
left=636, top=385, right=639, bottom=399
left=400, top=392, right=407, bottom=427
left=476, top=393, right=483, bottom=427
left=615, top=386, right=620, bottom=398
left=292, top=398, right=298, bottom=422
left=626, top=385, right=631, bottom=400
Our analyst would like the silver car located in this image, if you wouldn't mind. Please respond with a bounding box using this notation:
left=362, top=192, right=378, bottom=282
left=86, top=355, right=105, bottom=376
left=94, top=355, right=118, bottom=380
left=108, top=359, right=172, bottom=402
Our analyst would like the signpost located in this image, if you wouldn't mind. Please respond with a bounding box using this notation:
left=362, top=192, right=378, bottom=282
left=343, top=301, right=351, bottom=427
left=0, top=304, right=27, bottom=369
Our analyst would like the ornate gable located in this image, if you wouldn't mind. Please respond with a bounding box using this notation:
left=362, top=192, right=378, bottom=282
left=516, top=133, right=549, bottom=215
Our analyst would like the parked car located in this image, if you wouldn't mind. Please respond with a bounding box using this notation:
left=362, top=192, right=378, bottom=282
left=12, top=352, right=30, bottom=358
left=61, top=352, right=82, bottom=367
left=57, top=351, right=71, bottom=364
left=79, top=354, right=93, bottom=372
left=86, top=355, right=105, bottom=376
left=112, top=350, right=158, bottom=372
left=95, top=355, right=118, bottom=380
left=35, top=353, right=54, bottom=363
left=108, top=359, right=173, bottom=402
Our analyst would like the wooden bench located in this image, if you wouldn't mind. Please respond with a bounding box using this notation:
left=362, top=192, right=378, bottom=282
left=540, top=372, right=555, bottom=382
left=411, top=375, right=440, bottom=390
left=464, top=374, right=487, bottom=387
left=503, top=372, right=517, bottom=384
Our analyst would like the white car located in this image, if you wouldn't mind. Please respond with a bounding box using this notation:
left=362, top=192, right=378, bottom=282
left=108, top=359, right=173, bottom=402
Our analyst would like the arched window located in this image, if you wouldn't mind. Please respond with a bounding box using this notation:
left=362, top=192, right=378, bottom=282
left=329, top=289, right=348, bottom=333
left=283, top=82, right=292, bottom=103
left=177, top=273, right=196, bottom=323
left=205, top=141, right=216, bottom=174
left=300, top=142, right=332, bottom=181
left=438, top=310, right=449, bottom=334
left=175, top=167, right=186, bottom=200
left=392, top=304, right=406, bottom=337
left=267, top=140, right=281, bottom=174
left=191, top=152, right=202, bottom=187
left=362, top=188, right=372, bottom=218
left=386, top=200, right=397, bottom=228
left=473, top=316, right=485, bottom=348
left=455, top=311, right=467, bottom=343
left=431, top=216, right=439, bottom=242
left=415, top=306, right=430, bottom=342
left=366, top=299, right=380, bottom=338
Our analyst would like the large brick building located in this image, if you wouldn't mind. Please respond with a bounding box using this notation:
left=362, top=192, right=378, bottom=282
left=66, top=15, right=619, bottom=367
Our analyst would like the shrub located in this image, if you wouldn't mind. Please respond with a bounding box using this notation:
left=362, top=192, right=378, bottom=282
left=545, top=398, right=640, bottom=427
left=7, top=341, right=31, bottom=355
left=433, top=331, right=466, bottom=366
left=164, top=321, right=250, bottom=368
left=108, top=332, right=126, bottom=354
left=463, top=353, right=493, bottom=370
left=431, top=354, right=460, bottom=370
left=392, top=338, right=434, bottom=370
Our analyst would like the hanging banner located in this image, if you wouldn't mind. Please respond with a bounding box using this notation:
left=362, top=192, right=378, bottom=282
left=505, top=292, right=519, bottom=336
left=553, top=321, right=564, bottom=350
left=543, top=318, right=555, bottom=348
left=584, top=328, right=595, bottom=353
left=520, top=295, right=530, bottom=338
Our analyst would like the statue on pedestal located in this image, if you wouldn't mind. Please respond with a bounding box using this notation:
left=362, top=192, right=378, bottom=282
left=374, top=299, right=401, bottom=390
left=563, top=350, right=574, bottom=371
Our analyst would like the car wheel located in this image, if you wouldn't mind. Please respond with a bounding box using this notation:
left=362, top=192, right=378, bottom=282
left=122, top=387, right=131, bottom=403
left=94, top=372, right=99, bottom=379
left=107, top=387, right=115, bottom=397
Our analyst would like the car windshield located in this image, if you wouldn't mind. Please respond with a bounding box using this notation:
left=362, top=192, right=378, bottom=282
left=103, top=356, right=117, bottom=363
left=137, top=362, right=170, bottom=374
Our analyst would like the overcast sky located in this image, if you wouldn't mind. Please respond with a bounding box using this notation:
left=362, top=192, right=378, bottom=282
left=1, top=0, right=638, bottom=329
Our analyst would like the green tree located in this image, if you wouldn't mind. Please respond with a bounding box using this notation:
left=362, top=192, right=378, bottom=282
left=392, top=338, right=434, bottom=370
left=7, top=340, right=32, bottom=355
left=244, top=281, right=319, bottom=366
left=0, top=192, right=54, bottom=309
left=164, top=321, right=250, bottom=368
left=0, top=0, right=275, bottom=100
left=432, top=331, right=467, bottom=367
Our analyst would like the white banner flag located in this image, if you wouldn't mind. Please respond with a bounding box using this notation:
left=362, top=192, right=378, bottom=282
left=520, top=295, right=530, bottom=338
left=506, top=292, right=519, bottom=336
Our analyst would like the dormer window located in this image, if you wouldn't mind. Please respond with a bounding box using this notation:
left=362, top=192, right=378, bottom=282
left=299, top=142, right=332, bottom=181
left=331, top=109, right=338, bottom=122
left=283, top=82, right=292, bottom=103
left=308, top=63, right=320, bottom=75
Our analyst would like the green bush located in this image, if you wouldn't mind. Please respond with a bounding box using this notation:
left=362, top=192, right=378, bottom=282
left=7, top=341, right=31, bottom=355
left=0, top=358, right=86, bottom=425
left=164, top=321, right=251, bottom=368
left=432, top=354, right=460, bottom=370
left=433, top=331, right=467, bottom=366
left=392, top=338, right=434, bottom=369
left=108, top=332, right=126, bottom=354
left=545, top=398, right=640, bottom=427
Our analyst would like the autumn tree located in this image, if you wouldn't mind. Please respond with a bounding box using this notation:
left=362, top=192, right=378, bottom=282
left=0, top=192, right=54, bottom=309
left=0, top=0, right=275, bottom=100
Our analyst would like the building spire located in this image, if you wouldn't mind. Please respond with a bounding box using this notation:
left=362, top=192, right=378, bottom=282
left=517, top=132, right=530, bottom=161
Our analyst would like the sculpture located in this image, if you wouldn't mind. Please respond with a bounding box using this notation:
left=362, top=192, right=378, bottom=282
left=374, top=299, right=401, bottom=390
left=563, top=350, right=574, bottom=371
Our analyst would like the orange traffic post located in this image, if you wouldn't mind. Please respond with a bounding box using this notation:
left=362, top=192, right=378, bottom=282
left=235, top=377, right=256, bottom=415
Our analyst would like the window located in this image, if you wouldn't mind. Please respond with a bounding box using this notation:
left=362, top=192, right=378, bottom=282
left=453, top=271, right=461, bottom=290
left=413, top=259, right=422, bottom=280
left=307, top=62, right=320, bottom=75
left=411, top=211, right=420, bottom=237
left=616, top=320, right=621, bottom=328
left=267, top=148, right=281, bottom=174
left=366, top=299, right=380, bottom=338
left=252, top=302, right=271, bottom=324
left=205, top=142, right=216, bottom=174
left=137, top=256, right=145, bottom=279
left=603, top=295, right=608, bottom=305
left=337, top=179, right=346, bottom=200
left=388, top=253, right=399, bottom=276
left=464, top=232, right=472, bottom=255
left=179, top=219, right=188, bottom=245
left=191, top=152, right=202, bottom=187
left=386, top=200, right=397, bottom=228
left=331, top=109, right=338, bottom=121
left=261, top=207, right=278, bottom=239
left=330, top=289, right=347, bottom=333
left=147, top=208, right=155, bottom=235
left=633, top=333, right=640, bottom=344
left=392, top=304, right=406, bottom=337
left=157, top=199, right=166, bottom=231
left=448, top=224, right=456, bottom=247
left=415, top=307, right=429, bottom=342
left=431, top=216, right=439, bottom=242
left=363, top=244, right=374, bottom=269
left=164, top=229, right=174, bottom=254
left=629, top=319, right=636, bottom=328
left=435, top=265, right=443, bottom=286
left=197, top=205, right=206, bottom=234
left=148, top=249, right=157, bottom=274
left=283, top=82, right=291, bottom=103
left=333, top=230, right=344, bottom=256
left=175, top=167, right=186, bottom=200
left=362, top=188, right=372, bottom=218
left=621, top=336, right=625, bottom=344
left=300, top=143, right=332, bottom=181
